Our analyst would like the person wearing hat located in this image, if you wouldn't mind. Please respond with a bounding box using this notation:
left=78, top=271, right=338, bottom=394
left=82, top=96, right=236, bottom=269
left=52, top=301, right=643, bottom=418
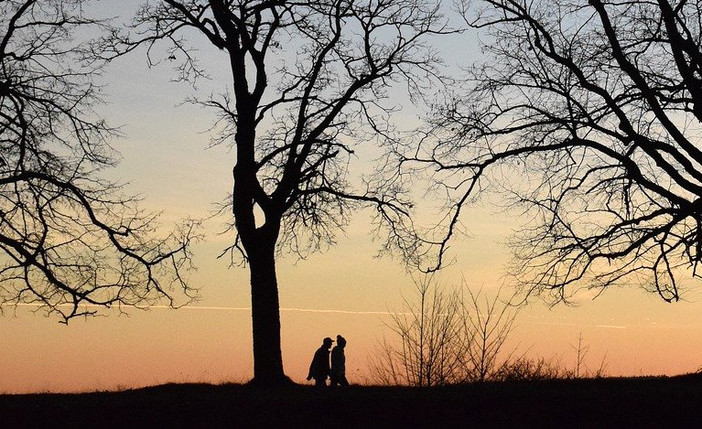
left=307, top=337, right=333, bottom=386
left=330, top=335, right=349, bottom=387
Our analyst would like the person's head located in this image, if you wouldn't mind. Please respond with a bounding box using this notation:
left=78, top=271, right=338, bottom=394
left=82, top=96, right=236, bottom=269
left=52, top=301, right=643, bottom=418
left=323, top=337, right=334, bottom=349
left=336, top=335, right=346, bottom=347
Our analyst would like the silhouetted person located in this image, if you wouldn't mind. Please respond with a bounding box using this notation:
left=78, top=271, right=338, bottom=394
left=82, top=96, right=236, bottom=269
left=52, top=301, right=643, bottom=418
left=307, top=337, right=333, bottom=386
left=330, top=335, right=349, bottom=387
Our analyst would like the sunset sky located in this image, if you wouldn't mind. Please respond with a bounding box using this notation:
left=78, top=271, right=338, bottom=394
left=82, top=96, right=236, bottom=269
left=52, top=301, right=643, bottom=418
left=3, top=1, right=702, bottom=394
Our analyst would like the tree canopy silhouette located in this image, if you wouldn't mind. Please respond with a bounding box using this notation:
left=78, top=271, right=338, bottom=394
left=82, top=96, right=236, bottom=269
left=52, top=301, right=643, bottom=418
left=408, top=0, right=702, bottom=302
left=111, top=0, right=451, bottom=385
left=0, top=0, right=198, bottom=322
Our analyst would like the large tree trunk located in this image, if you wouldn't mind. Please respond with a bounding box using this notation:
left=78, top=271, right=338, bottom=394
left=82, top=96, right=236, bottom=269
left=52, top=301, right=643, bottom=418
left=232, top=104, right=292, bottom=385
left=247, top=238, right=292, bottom=386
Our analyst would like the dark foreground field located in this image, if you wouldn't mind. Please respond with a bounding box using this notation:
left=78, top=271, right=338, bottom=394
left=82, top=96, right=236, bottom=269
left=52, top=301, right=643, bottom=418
left=3, top=374, right=702, bottom=428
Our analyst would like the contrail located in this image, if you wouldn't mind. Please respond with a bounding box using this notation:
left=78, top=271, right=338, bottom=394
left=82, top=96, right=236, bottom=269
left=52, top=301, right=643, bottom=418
left=282, top=307, right=397, bottom=315
left=151, top=305, right=397, bottom=315
left=594, top=324, right=628, bottom=330
left=3, top=303, right=398, bottom=316
left=522, top=319, right=628, bottom=329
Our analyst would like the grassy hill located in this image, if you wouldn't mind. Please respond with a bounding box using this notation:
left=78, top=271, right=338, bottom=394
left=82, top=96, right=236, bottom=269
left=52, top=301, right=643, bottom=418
left=3, top=374, right=702, bottom=427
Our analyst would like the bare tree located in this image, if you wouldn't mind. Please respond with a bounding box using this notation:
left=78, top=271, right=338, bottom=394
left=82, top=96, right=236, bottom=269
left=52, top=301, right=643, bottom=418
left=460, top=286, right=519, bottom=382
left=0, top=0, right=198, bottom=322
left=368, top=275, right=467, bottom=386
left=570, top=331, right=608, bottom=378
left=369, top=278, right=518, bottom=386
left=571, top=331, right=589, bottom=378
left=106, top=0, right=451, bottom=385
left=405, top=0, right=702, bottom=303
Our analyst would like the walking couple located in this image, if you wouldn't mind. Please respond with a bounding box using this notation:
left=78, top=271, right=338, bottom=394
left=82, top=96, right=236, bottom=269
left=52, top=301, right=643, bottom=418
left=307, top=335, right=349, bottom=387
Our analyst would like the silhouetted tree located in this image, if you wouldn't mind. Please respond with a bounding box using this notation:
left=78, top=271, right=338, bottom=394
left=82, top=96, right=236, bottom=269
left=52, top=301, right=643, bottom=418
left=408, top=0, right=702, bottom=302
left=571, top=331, right=589, bottom=378
left=369, top=276, right=466, bottom=386
left=569, top=331, right=608, bottom=378
left=0, top=0, right=198, bottom=322
left=460, top=286, right=519, bottom=382
left=369, top=278, right=518, bottom=386
left=110, top=0, right=450, bottom=385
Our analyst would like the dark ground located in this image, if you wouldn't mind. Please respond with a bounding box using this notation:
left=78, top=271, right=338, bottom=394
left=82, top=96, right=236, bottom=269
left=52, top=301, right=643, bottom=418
left=3, top=374, right=702, bottom=428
